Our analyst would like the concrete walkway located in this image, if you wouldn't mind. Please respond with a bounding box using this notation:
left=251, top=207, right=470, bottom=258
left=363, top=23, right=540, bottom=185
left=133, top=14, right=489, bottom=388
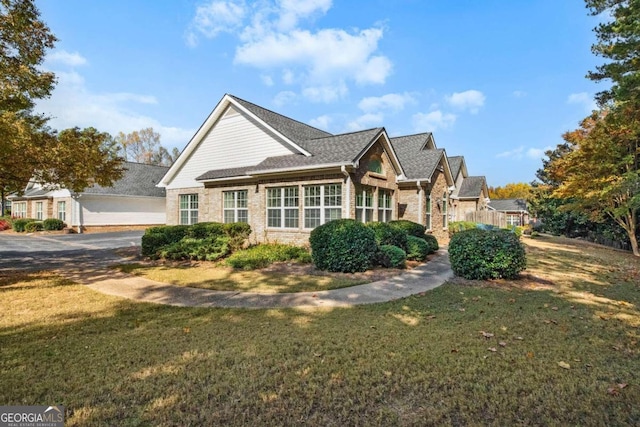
left=67, top=250, right=453, bottom=309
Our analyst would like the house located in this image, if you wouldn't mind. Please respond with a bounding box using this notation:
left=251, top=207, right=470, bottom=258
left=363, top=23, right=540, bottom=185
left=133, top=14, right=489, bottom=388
left=159, top=94, right=477, bottom=245
left=448, top=155, right=490, bottom=221
left=488, top=199, right=530, bottom=226
left=9, top=162, right=168, bottom=231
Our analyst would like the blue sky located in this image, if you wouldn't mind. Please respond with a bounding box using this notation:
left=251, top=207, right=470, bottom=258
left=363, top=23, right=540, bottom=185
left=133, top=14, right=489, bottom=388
left=36, top=0, right=603, bottom=186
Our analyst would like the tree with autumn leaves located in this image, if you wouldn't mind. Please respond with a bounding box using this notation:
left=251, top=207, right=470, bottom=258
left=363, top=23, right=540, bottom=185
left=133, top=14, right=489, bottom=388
left=0, top=0, right=124, bottom=214
left=535, top=0, right=640, bottom=255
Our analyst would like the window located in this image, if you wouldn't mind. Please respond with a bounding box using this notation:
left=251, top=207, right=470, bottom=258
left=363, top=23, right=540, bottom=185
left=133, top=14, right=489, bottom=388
left=304, top=184, right=342, bottom=228
left=57, top=201, right=66, bottom=222
left=35, top=202, right=43, bottom=220
left=442, top=192, right=448, bottom=229
left=507, top=214, right=521, bottom=227
left=355, top=186, right=374, bottom=223
left=13, top=202, right=26, bottom=218
left=267, top=187, right=299, bottom=228
left=179, top=194, right=198, bottom=225
left=426, top=195, right=432, bottom=230
left=378, top=189, right=393, bottom=222
left=368, top=159, right=383, bottom=174
left=223, top=190, right=248, bottom=223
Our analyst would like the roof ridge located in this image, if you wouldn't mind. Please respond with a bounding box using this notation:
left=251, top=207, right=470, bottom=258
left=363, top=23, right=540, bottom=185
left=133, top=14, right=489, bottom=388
left=306, top=127, right=383, bottom=141
left=228, top=94, right=332, bottom=138
left=389, top=131, right=432, bottom=140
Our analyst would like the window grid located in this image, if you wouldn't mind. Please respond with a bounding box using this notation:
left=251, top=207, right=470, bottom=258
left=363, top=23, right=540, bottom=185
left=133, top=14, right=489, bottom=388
left=377, top=189, right=393, bottom=223
left=57, top=201, right=66, bottom=222
left=13, top=202, right=26, bottom=218
left=179, top=194, right=199, bottom=225
left=267, top=187, right=299, bottom=228
left=223, top=190, right=248, bottom=223
left=355, top=186, right=374, bottom=223
left=425, top=195, right=432, bottom=230
left=35, top=202, right=43, bottom=220
left=304, top=184, right=342, bottom=229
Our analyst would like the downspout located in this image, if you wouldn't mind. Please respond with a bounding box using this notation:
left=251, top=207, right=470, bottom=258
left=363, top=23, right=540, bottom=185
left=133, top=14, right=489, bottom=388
left=341, top=165, right=351, bottom=219
left=417, top=181, right=423, bottom=225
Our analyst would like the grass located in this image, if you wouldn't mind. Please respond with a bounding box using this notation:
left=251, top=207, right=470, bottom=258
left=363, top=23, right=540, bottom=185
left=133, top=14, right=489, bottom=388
left=115, top=262, right=371, bottom=293
left=1, top=235, right=639, bottom=425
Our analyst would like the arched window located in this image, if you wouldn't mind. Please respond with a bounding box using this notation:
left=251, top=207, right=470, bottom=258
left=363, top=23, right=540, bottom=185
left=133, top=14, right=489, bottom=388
left=368, top=159, right=383, bottom=174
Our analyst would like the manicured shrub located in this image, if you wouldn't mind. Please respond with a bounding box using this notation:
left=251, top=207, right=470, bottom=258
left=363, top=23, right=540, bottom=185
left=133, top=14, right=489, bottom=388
left=141, top=225, right=190, bottom=257
left=309, top=219, right=377, bottom=273
left=389, top=220, right=426, bottom=239
left=226, top=243, right=312, bottom=270
left=25, top=221, right=44, bottom=232
left=448, top=221, right=478, bottom=237
left=406, top=235, right=430, bottom=261
left=366, top=222, right=408, bottom=250
left=424, top=234, right=439, bottom=254
left=222, top=222, right=252, bottom=251
left=448, top=228, right=526, bottom=280
left=12, top=218, right=36, bottom=232
left=158, top=236, right=231, bottom=261
left=43, top=218, right=65, bottom=231
left=376, top=244, right=407, bottom=268
left=186, top=222, right=225, bottom=240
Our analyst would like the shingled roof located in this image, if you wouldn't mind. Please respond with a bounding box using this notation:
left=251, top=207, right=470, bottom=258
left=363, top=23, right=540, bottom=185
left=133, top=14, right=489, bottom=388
left=83, top=162, right=168, bottom=197
left=489, top=198, right=528, bottom=212
left=458, top=176, right=487, bottom=199
left=389, top=133, right=444, bottom=181
left=448, top=156, right=464, bottom=178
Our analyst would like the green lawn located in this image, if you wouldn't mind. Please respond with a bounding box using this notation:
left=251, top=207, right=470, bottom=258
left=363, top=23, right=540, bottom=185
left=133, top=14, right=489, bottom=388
left=1, top=235, right=638, bottom=426
left=114, top=262, right=373, bottom=293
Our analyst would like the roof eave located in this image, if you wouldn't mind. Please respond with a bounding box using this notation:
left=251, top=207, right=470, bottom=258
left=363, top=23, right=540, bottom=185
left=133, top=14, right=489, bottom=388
left=251, top=162, right=352, bottom=176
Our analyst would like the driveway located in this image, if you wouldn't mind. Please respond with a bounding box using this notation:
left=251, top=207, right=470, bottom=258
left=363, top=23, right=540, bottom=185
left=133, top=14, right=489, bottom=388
left=0, top=230, right=143, bottom=272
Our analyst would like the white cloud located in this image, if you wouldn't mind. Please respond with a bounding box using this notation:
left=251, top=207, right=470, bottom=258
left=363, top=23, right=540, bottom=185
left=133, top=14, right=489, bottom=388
left=261, top=74, right=274, bottom=86
left=35, top=70, right=194, bottom=148
left=187, top=0, right=391, bottom=102
left=309, top=114, right=332, bottom=130
left=526, top=146, right=552, bottom=160
left=302, top=82, right=348, bottom=103
left=445, top=89, right=485, bottom=114
left=273, top=90, right=297, bottom=106
left=567, top=92, right=597, bottom=111
left=185, top=0, right=246, bottom=47
left=412, top=110, right=456, bottom=132
left=512, top=90, right=527, bottom=98
left=46, top=50, right=87, bottom=67
left=358, top=92, right=416, bottom=113
left=496, top=146, right=524, bottom=160
left=346, top=112, right=384, bottom=132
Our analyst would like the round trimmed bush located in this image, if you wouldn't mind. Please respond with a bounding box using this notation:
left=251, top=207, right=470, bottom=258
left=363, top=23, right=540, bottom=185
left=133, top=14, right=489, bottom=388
left=377, top=245, right=406, bottom=268
left=12, top=218, right=36, bottom=232
left=406, top=235, right=430, bottom=261
left=43, top=218, right=65, bottom=231
left=366, top=222, right=408, bottom=250
left=389, top=220, right=426, bottom=239
left=424, top=234, right=439, bottom=254
left=24, top=221, right=43, bottom=232
left=309, top=219, right=377, bottom=273
left=448, top=228, right=526, bottom=280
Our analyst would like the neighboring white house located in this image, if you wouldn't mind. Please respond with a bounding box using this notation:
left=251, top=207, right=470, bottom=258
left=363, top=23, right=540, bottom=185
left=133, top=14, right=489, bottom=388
left=9, top=162, right=168, bottom=230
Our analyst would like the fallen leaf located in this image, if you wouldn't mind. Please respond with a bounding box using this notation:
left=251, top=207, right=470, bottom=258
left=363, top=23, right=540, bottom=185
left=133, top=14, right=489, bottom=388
left=451, top=349, right=459, bottom=353
left=551, top=307, right=558, bottom=311
left=543, top=320, right=551, bottom=324
left=458, top=308, right=466, bottom=312
left=480, top=331, right=494, bottom=338
left=608, top=387, right=619, bottom=396
left=500, top=326, right=507, bottom=331
left=488, top=347, right=497, bottom=352
left=314, top=353, right=323, bottom=357
left=618, top=383, right=628, bottom=389
left=427, top=315, right=436, bottom=319
left=508, top=298, right=515, bottom=303
left=558, top=361, right=571, bottom=370
left=312, top=294, right=318, bottom=298
left=516, top=336, right=524, bottom=340
left=499, top=341, right=507, bottom=347
left=183, top=327, right=191, bottom=334
left=599, top=315, right=608, bottom=321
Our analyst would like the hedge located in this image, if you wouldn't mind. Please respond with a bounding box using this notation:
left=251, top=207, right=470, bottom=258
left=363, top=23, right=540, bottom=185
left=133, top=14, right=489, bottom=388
left=43, top=218, right=65, bottom=231
left=423, top=234, right=439, bottom=254
left=12, top=218, right=37, bottom=232
left=309, top=219, right=377, bottom=273
left=448, top=228, right=526, bottom=280
left=406, top=235, right=430, bottom=261
left=376, top=245, right=407, bottom=268
left=366, top=222, right=408, bottom=250
left=225, top=244, right=312, bottom=270
left=389, top=220, right=426, bottom=239
left=25, top=221, right=43, bottom=232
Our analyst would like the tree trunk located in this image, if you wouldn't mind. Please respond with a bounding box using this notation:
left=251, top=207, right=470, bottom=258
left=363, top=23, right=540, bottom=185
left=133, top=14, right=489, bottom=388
left=630, top=232, right=639, bottom=257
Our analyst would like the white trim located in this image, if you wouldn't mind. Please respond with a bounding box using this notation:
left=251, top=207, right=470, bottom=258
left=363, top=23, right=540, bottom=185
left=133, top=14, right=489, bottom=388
left=159, top=94, right=312, bottom=187
left=251, top=162, right=350, bottom=176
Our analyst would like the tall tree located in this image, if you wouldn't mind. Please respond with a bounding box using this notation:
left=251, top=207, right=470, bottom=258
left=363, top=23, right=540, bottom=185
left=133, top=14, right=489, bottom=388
left=549, top=109, right=640, bottom=255
left=116, top=127, right=178, bottom=166
left=488, top=182, right=531, bottom=199
left=586, top=0, right=640, bottom=106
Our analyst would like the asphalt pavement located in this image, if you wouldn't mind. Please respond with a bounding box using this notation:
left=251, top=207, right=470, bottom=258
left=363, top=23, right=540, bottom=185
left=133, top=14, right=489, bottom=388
left=0, top=230, right=143, bottom=272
